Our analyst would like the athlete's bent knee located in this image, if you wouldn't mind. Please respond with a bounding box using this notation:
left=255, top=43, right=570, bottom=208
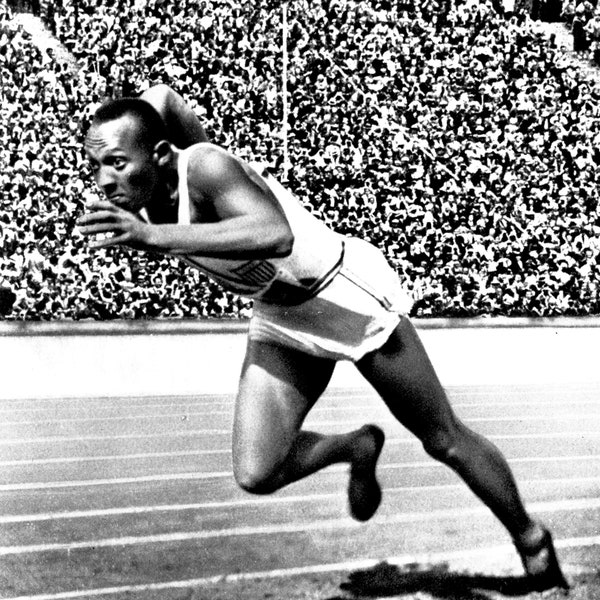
left=233, top=464, right=279, bottom=495
left=422, top=430, right=462, bottom=466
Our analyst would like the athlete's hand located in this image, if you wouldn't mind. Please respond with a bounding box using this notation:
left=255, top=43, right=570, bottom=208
left=77, top=200, right=152, bottom=250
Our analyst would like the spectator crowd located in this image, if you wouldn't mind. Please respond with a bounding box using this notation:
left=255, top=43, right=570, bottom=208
left=2, top=0, right=600, bottom=320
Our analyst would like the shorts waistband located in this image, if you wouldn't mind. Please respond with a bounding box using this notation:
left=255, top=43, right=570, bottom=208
left=257, top=241, right=345, bottom=307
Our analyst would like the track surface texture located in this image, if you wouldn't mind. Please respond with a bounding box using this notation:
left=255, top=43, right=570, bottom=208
left=1, top=382, right=599, bottom=600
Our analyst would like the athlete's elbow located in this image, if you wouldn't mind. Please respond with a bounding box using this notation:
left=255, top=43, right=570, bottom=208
left=269, top=226, right=294, bottom=257
left=140, top=84, right=173, bottom=113
left=247, top=220, right=293, bottom=257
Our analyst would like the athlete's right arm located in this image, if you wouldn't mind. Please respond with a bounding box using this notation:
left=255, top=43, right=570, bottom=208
left=77, top=146, right=294, bottom=259
left=140, top=84, right=209, bottom=148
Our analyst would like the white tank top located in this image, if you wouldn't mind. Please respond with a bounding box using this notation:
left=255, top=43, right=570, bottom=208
left=175, top=144, right=345, bottom=305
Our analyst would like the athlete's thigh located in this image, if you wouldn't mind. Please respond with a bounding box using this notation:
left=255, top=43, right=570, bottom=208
left=233, top=339, right=336, bottom=472
left=356, top=316, right=459, bottom=439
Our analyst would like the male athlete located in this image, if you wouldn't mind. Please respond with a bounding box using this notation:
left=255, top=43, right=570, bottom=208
left=77, top=85, right=568, bottom=592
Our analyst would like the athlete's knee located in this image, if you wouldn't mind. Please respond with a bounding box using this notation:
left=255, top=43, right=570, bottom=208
left=233, top=460, right=279, bottom=495
left=421, top=425, right=466, bottom=466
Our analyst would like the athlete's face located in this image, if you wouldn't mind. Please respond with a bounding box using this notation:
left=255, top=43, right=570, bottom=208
left=84, top=115, right=162, bottom=214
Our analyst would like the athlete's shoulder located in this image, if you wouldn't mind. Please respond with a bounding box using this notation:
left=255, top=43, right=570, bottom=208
left=188, top=143, right=239, bottom=175
left=187, top=143, right=250, bottom=188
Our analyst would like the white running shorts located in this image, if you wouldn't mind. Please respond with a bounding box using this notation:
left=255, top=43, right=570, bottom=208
left=248, top=237, right=414, bottom=362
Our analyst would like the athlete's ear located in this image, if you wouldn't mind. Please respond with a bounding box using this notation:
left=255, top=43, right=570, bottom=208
left=153, top=140, right=172, bottom=168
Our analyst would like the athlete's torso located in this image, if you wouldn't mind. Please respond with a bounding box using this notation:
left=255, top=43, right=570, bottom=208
left=173, top=143, right=345, bottom=305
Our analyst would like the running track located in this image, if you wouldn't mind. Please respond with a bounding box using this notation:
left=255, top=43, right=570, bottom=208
left=1, top=383, right=599, bottom=599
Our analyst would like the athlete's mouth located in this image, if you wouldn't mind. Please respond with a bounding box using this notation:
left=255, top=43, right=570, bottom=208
left=108, top=194, right=127, bottom=205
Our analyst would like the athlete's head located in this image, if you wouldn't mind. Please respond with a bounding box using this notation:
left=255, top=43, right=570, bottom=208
left=84, top=98, right=172, bottom=213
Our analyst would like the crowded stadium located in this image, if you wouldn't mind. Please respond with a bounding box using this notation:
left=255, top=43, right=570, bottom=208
left=2, top=0, right=600, bottom=320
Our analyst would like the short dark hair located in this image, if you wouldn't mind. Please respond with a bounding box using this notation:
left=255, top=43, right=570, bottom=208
left=90, top=97, right=168, bottom=151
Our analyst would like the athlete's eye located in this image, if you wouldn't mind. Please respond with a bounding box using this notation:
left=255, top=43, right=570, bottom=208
left=112, top=157, right=126, bottom=169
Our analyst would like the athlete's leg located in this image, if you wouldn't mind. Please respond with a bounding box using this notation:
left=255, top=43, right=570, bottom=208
left=232, top=339, right=384, bottom=520
left=356, top=316, right=568, bottom=588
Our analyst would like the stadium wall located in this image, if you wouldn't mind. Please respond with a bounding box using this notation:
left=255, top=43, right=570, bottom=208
left=1, top=318, right=600, bottom=400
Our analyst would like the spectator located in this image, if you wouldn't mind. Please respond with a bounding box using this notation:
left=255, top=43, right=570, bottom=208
left=585, top=11, right=600, bottom=63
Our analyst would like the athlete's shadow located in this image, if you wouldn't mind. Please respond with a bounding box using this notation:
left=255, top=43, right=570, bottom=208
left=333, top=561, right=547, bottom=599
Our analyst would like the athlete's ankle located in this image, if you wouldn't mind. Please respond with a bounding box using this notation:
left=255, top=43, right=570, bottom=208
left=351, top=425, right=384, bottom=472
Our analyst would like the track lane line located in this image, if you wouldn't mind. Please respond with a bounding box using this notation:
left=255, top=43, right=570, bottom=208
left=1, top=385, right=599, bottom=421
left=0, top=390, right=374, bottom=410
left=4, top=536, right=598, bottom=600
left=0, top=472, right=231, bottom=491
left=2, top=454, right=599, bottom=492
left=3, top=399, right=599, bottom=424
left=0, top=412, right=236, bottom=426
left=2, top=498, right=600, bottom=556
left=0, top=449, right=230, bottom=467
left=1, top=382, right=598, bottom=407
left=2, top=439, right=599, bottom=467
left=0, top=430, right=230, bottom=446
left=3, top=475, right=600, bottom=524
left=2, top=415, right=600, bottom=445
left=2, top=396, right=599, bottom=420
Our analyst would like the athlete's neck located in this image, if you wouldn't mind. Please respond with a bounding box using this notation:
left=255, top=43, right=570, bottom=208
left=146, top=148, right=180, bottom=224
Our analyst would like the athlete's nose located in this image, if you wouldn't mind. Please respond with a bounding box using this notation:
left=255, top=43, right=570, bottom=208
left=96, top=166, right=117, bottom=197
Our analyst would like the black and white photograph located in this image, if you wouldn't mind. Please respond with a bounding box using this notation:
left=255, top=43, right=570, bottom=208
left=1, top=0, right=599, bottom=598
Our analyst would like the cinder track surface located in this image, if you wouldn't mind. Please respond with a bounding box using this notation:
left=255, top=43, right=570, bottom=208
left=1, top=383, right=599, bottom=599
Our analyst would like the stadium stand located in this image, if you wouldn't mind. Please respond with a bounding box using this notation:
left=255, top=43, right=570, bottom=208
left=2, top=0, right=600, bottom=320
